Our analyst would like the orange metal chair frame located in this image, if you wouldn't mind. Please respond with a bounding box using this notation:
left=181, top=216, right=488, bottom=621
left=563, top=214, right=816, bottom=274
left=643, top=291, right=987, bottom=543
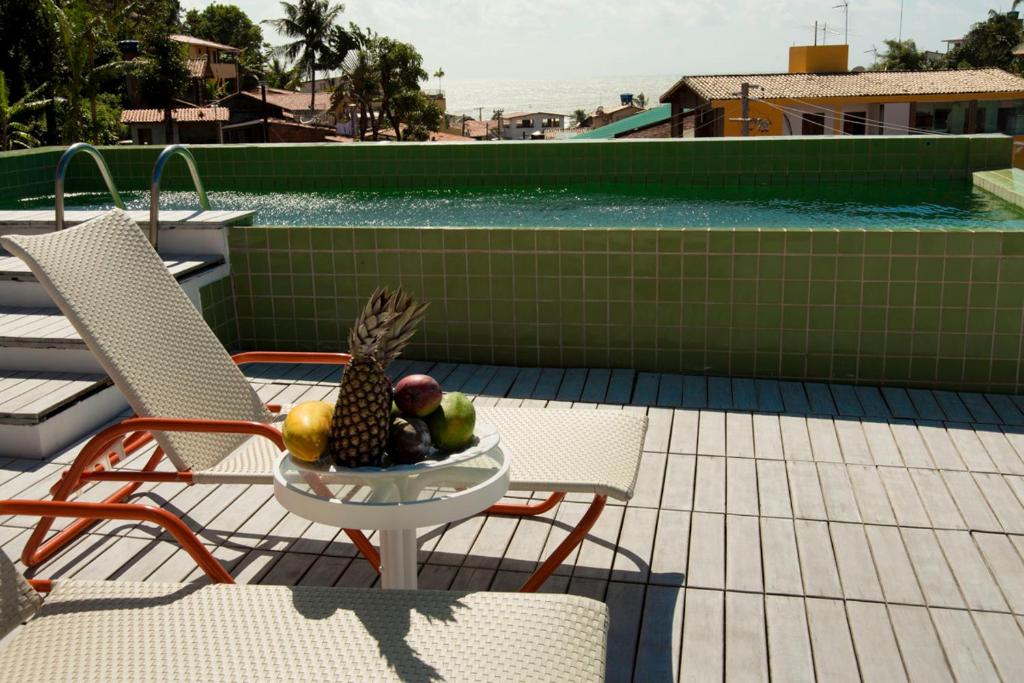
left=19, top=350, right=604, bottom=592
left=485, top=493, right=607, bottom=593
left=19, top=351, right=380, bottom=578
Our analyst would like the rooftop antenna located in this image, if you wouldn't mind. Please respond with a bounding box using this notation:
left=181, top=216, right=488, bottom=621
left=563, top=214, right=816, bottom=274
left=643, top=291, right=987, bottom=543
left=833, top=0, right=849, bottom=44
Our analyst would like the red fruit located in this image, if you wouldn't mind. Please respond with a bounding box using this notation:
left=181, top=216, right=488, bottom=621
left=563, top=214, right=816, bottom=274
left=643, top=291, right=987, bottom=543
left=394, top=374, right=443, bottom=417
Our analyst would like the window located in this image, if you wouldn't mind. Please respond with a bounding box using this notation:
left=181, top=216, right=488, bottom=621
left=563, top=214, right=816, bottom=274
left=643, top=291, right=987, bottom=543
left=914, top=111, right=934, bottom=130
left=998, top=107, right=1021, bottom=135
left=843, top=112, right=867, bottom=135
left=542, top=118, right=561, bottom=128
left=516, top=118, right=533, bottom=128
left=933, top=108, right=951, bottom=131
left=801, top=113, right=826, bottom=135
left=137, top=128, right=153, bottom=145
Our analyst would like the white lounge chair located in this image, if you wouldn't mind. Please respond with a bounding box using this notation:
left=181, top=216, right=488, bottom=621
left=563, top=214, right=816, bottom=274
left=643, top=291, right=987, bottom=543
left=1, top=210, right=646, bottom=591
left=0, top=542, right=608, bottom=681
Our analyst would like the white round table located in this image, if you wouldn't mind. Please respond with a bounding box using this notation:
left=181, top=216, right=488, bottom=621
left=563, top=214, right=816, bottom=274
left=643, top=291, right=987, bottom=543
left=273, top=444, right=509, bottom=590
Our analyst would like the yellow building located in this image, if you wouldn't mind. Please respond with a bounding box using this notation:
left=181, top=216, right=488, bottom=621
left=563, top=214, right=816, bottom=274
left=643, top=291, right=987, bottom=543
left=660, top=45, right=1024, bottom=139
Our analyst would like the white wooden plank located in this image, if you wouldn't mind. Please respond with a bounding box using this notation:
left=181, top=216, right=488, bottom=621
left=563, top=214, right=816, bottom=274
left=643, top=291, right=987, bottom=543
left=794, top=519, right=842, bottom=598
left=787, top=460, right=828, bottom=520
left=725, top=412, right=754, bottom=458
left=846, top=601, right=909, bottom=683
left=610, top=506, right=657, bottom=583
left=910, top=468, right=967, bottom=530
left=817, top=462, right=862, bottom=522
left=930, top=608, right=1001, bottom=683
left=725, top=591, right=768, bottom=683
left=846, top=464, right=896, bottom=525
left=862, top=420, right=903, bottom=466
left=760, top=517, right=803, bottom=595
left=752, top=413, right=784, bottom=459
left=934, top=529, right=1007, bottom=612
left=829, top=521, right=884, bottom=601
left=661, top=455, right=696, bottom=511
left=879, top=467, right=932, bottom=527
left=650, top=510, right=689, bottom=586
left=833, top=418, right=873, bottom=464
left=901, top=528, right=965, bottom=609
left=765, top=595, right=815, bottom=683
left=680, top=588, right=724, bottom=683
left=756, top=460, right=792, bottom=517
left=693, top=456, right=725, bottom=513
left=687, top=512, right=724, bottom=589
left=940, top=471, right=1001, bottom=532
left=888, top=605, right=955, bottom=683
left=973, top=611, right=1024, bottom=683
left=725, top=514, right=762, bottom=592
left=973, top=472, right=1024, bottom=533
left=725, top=457, right=758, bottom=515
left=805, top=598, right=860, bottom=683
left=634, top=586, right=683, bottom=682
left=697, top=410, right=726, bottom=456
left=973, top=532, right=1024, bottom=614
left=604, top=582, right=646, bottom=682
left=779, top=415, right=814, bottom=461
left=669, top=409, right=699, bottom=454
left=806, top=416, right=843, bottom=463
left=864, top=525, right=925, bottom=605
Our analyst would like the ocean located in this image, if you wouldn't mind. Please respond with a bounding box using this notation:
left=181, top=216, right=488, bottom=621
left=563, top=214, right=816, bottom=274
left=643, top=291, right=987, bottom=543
left=439, top=75, right=679, bottom=118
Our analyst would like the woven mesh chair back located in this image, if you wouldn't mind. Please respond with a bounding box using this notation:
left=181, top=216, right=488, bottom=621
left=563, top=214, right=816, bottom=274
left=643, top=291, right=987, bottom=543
left=1, top=210, right=269, bottom=471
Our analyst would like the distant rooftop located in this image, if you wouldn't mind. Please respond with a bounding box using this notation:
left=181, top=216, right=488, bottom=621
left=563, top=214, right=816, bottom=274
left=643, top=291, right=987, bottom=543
left=661, top=67, right=1024, bottom=102
left=503, top=111, right=565, bottom=119
left=574, top=104, right=672, bottom=140
left=242, top=88, right=333, bottom=112
left=120, top=106, right=229, bottom=124
left=170, top=34, right=241, bottom=53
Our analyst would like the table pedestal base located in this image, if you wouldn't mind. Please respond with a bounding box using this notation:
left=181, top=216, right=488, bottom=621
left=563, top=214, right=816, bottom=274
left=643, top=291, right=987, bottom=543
left=379, top=528, right=419, bottom=589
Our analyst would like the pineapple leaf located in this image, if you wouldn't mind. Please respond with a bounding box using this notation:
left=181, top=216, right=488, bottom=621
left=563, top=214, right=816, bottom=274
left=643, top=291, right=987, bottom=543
left=378, top=290, right=429, bottom=367
left=347, top=287, right=399, bottom=359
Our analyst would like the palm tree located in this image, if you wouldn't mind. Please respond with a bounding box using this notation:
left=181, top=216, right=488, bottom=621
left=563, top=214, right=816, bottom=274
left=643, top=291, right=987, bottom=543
left=433, top=67, right=444, bottom=93
left=265, top=57, right=301, bottom=89
left=265, top=0, right=345, bottom=111
left=0, top=71, right=50, bottom=151
left=573, top=108, right=587, bottom=126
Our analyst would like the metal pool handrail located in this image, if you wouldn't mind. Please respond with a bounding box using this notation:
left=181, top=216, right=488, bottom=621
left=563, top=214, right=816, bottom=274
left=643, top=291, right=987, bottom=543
left=149, top=144, right=210, bottom=248
left=54, top=143, right=125, bottom=231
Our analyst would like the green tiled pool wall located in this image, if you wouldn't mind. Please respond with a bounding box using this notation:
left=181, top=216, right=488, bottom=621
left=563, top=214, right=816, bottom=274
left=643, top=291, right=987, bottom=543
left=226, top=225, right=1024, bottom=392
left=0, top=135, right=1012, bottom=199
left=199, top=276, right=239, bottom=351
left=0, top=147, right=61, bottom=201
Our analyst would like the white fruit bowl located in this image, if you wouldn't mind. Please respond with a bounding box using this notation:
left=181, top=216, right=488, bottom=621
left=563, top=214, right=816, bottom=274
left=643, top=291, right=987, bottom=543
left=288, top=421, right=500, bottom=480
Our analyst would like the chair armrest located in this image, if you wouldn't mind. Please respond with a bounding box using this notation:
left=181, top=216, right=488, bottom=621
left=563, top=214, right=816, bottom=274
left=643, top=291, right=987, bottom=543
left=0, top=499, right=235, bottom=584
left=231, top=351, right=351, bottom=366
left=100, top=416, right=285, bottom=451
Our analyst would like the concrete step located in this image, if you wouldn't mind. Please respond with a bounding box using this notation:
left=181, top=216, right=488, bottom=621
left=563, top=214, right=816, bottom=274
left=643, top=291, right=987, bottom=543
left=0, top=252, right=226, bottom=307
left=0, top=369, right=126, bottom=459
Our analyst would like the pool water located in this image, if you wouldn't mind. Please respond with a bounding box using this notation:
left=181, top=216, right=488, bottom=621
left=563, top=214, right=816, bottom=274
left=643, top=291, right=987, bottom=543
left=8, top=182, right=1024, bottom=229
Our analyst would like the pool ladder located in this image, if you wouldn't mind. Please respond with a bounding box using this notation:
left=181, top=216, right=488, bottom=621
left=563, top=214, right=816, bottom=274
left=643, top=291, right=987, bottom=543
left=54, top=143, right=211, bottom=249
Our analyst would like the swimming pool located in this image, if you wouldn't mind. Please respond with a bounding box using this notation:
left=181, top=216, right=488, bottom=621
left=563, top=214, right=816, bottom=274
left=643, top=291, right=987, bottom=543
left=7, top=181, right=1023, bottom=229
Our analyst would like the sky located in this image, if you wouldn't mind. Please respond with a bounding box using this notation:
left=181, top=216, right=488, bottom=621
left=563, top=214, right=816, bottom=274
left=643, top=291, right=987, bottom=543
left=181, top=0, right=1013, bottom=80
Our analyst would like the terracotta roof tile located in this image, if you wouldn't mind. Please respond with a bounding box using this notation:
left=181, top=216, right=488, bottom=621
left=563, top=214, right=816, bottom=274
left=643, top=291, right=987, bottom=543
left=120, top=107, right=229, bottom=124
left=660, top=67, right=1024, bottom=103
left=244, top=88, right=333, bottom=112
left=186, top=57, right=208, bottom=78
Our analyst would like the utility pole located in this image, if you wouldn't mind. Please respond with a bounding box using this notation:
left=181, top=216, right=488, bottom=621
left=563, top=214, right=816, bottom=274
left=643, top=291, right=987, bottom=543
left=260, top=82, right=269, bottom=143
left=740, top=83, right=751, bottom=137
left=479, top=107, right=483, bottom=122
left=814, top=20, right=818, bottom=45
left=821, top=22, right=828, bottom=45
left=729, top=83, right=761, bottom=137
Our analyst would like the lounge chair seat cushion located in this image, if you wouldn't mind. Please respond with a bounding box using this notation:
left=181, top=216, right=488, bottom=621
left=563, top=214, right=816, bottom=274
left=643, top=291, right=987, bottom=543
left=198, top=406, right=646, bottom=502
left=0, top=580, right=608, bottom=682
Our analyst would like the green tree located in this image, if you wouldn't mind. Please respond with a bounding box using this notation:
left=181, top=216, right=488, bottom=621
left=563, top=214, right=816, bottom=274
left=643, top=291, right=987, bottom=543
left=138, top=11, right=189, bottom=142
left=634, top=92, right=647, bottom=108
left=491, top=108, right=503, bottom=120
left=0, top=0, right=57, bottom=139
left=48, top=0, right=140, bottom=144
left=265, top=0, right=345, bottom=111
left=946, top=10, right=1023, bottom=71
left=433, top=67, right=444, bottom=93
left=183, top=3, right=267, bottom=82
left=573, top=108, right=587, bottom=126
left=0, top=71, right=51, bottom=150
left=870, top=39, right=931, bottom=71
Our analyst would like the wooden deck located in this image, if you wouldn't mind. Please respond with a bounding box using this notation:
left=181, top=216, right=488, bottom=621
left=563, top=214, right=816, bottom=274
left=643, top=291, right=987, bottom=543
left=5, top=361, right=1024, bottom=681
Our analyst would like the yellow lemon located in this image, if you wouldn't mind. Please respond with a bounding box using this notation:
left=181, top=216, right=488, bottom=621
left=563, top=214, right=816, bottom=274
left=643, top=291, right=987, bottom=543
left=282, top=401, right=333, bottom=462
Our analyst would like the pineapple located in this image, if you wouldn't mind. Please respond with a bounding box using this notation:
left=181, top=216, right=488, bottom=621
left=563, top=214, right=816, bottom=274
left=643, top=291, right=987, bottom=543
left=329, top=288, right=428, bottom=467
